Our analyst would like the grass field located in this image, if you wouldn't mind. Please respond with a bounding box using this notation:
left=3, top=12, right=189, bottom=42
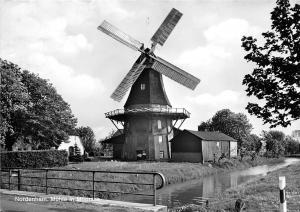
left=1, top=157, right=285, bottom=202
left=171, top=160, right=300, bottom=212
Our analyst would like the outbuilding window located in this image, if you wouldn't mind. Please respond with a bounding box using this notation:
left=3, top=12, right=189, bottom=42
left=141, top=83, right=146, bottom=90
left=158, top=136, right=163, bottom=144
left=157, top=120, right=162, bottom=129
left=160, top=151, right=164, bottom=159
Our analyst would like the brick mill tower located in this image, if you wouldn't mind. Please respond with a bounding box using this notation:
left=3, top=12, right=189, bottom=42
left=98, top=9, right=200, bottom=160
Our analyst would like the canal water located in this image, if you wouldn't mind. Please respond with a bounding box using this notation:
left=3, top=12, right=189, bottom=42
left=117, top=158, right=300, bottom=208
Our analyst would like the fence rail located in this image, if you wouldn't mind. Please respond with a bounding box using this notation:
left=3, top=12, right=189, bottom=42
left=0, top=167, right=166, bottom=206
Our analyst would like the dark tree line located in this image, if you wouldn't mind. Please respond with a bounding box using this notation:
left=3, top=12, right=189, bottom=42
left=1, top=59, right=77, bottom=150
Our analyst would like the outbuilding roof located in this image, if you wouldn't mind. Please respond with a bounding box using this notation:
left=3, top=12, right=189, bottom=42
left=185, top=130, right=236, bottom=141
left=102, top=130, right=125, bottom=144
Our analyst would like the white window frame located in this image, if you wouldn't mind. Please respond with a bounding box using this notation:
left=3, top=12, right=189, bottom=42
left=158, top=135, right=163, bottom=144
left=141, top=83, right=146, bottom=90
left=157, top=120, right=162, bottom=129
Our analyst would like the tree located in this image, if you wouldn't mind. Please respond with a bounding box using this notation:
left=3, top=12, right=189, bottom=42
left=241, top=0, right=300, bottom=127
left=0, top=59, right=29, bottom=149
left=0, top=59, right=77, bottom=150
left=242, top=134, right=262, bottom=153
left=76, top=126, right=96, bottom=155
left=284, top=136, right=300, bottom=155
left=198, top=120, right=213, bottom=131
left=20, top=70, right=77, bottom=149
left=263, top=130, right=286, bottom=157
left=198, top=109, right=253, bottom=144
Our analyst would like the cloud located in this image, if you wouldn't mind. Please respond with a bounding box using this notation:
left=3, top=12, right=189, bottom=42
left=93, top=0, right=134, bottom=20
left=178, top=45, right=231, bottom=70
left=187, top=90, right=242, bottom=109
left=177, top=18, right=260, bottom=73
left=1, top=7, right=92, bottom=57
left=26, top=53, right=105, bottom=100
left=203, top=18, right=260, bottom=45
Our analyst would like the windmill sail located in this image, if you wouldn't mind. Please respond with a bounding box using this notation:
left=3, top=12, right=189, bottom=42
left=111, top=58, right=147, bottom=101
left=151, top=8, right=183, bottom=46
left=151, top=56, right=200, bottom=90
left=99, top=8, right=201, bottom=101
left=98, top=20, right=143, bottom=52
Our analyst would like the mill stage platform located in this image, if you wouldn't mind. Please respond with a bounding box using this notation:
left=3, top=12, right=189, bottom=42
left=105, top=106, right=190, bottom=122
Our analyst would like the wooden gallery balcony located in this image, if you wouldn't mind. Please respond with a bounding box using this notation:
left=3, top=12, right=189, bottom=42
left=105, top=106, right=190, bottom=122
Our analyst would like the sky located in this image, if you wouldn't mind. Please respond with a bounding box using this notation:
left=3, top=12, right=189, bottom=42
left=1, top=0, right=299, bottom=140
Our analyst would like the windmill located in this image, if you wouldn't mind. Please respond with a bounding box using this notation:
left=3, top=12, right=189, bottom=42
left=98, top=8, right=200, bottom=161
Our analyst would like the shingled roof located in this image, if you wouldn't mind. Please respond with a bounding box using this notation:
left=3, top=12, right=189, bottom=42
left=186, top=130, right=236, bottom=141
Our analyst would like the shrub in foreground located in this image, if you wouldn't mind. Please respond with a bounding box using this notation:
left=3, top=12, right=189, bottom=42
left=0, top=150, right=68, bottom=168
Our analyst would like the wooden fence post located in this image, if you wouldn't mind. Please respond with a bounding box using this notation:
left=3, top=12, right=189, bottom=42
left=8, top=170, right=11, bottom=190
left=92, top=171, right=95, bottom=199
left=45, top=169, right=48, bottom=194
left=17, top=170, right=21, bottom=191
left=153, top=174, right=156, bottom=206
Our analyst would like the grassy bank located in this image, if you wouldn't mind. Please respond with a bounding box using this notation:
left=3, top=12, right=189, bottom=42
left=171, top=159, right=300, bottom=212
left=65, top=156, right=284, bottom=185
left=0, top=157, right=284, bottom=201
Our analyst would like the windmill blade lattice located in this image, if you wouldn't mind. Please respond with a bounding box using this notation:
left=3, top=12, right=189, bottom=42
left=150, top=56, right=200, bottom=90
left=98, top=20, right=144, bottom=52
left=110, top=58, right=147, bottom=102
left=151, top=8, right=183, bottom=46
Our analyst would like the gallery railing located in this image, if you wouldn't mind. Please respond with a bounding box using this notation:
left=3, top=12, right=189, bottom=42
left=0, top=167, right=165, bottom=206
left=105, top=107, right=190, bottom=118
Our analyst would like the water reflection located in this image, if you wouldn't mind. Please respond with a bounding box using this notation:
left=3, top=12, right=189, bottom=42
left=117, top=158, right=299, bottom=208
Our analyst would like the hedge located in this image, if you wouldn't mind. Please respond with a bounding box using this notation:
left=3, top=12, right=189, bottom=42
left=0, top=150, right=68, bottom=168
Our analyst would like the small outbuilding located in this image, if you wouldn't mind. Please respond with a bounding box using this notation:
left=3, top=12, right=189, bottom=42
left=170, top=130, right=237, bottom=163
left=102, top=130, right=125, bottom=159
left=58, top=136, right=84, bottom=156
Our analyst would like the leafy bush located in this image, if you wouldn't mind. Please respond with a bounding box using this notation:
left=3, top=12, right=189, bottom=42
left=0, top=150, right=68, bottom=168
